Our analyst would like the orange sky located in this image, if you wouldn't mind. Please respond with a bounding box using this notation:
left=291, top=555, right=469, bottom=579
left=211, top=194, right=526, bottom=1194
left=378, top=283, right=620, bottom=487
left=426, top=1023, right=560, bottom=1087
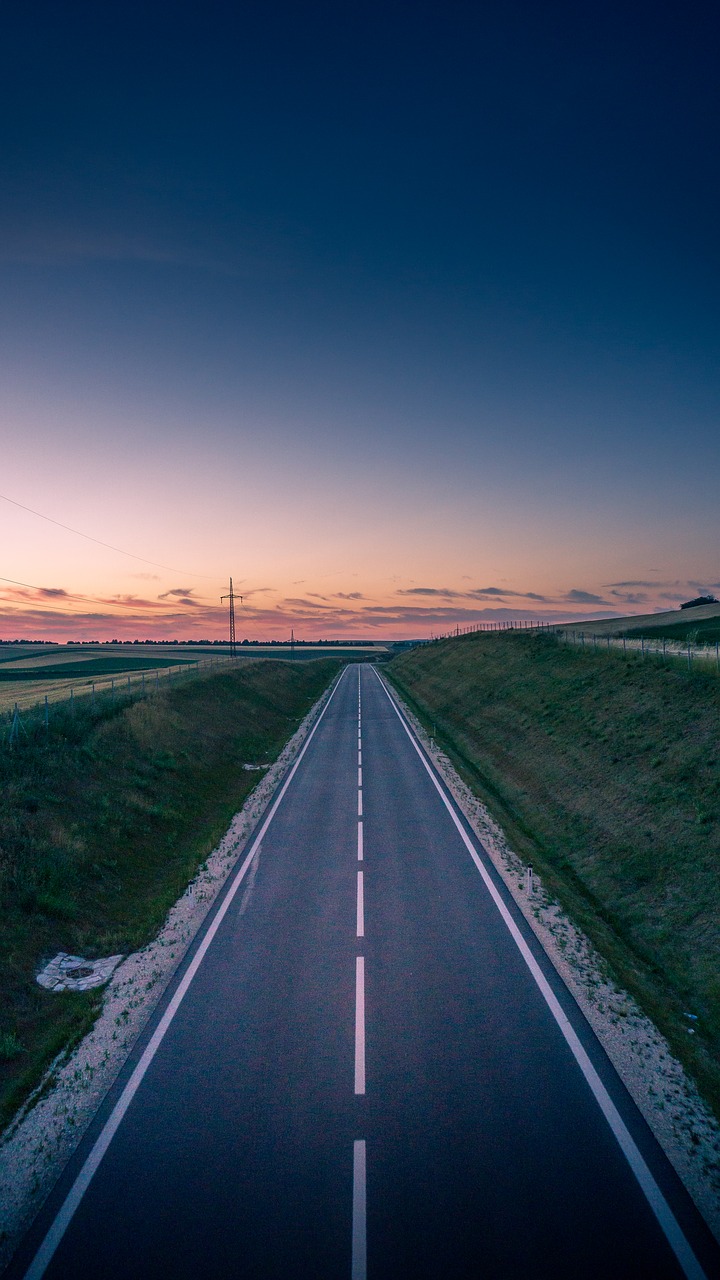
left=1, top=473, right=716, bottom=641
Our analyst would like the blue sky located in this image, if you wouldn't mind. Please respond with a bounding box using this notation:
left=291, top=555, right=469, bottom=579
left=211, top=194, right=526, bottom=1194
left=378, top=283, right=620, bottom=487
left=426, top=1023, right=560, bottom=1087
left=0, top=0, right=718, bottom=638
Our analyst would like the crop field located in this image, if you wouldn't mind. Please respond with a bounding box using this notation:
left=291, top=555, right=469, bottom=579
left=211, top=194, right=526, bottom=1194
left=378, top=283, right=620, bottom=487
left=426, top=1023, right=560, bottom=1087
left=558, top=601, right=720, bottom=640
left=0, top=642, right=387, bottom=713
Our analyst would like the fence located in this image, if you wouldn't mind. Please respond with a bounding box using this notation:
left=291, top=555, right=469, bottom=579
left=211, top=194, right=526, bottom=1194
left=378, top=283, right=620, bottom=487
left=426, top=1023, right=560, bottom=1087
left=423, top=620, right=720, bottom=676
left=3, top=653, right=238, bottom=747
left=554, top=628, right=720, bottom=673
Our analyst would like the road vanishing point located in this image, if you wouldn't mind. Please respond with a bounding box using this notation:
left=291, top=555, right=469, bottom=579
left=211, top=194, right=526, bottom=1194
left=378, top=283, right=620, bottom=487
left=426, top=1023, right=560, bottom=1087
left=9, top=665, right=720, bottom=1279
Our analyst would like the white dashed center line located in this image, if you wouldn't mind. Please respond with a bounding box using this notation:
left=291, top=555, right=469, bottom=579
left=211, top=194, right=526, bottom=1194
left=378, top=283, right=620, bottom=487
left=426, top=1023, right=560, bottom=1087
left=356, top=871, right=364, bottom=938
left=354, top=958, right=365, bottom=1094
left=352, top=1140, right=367, bottom=1280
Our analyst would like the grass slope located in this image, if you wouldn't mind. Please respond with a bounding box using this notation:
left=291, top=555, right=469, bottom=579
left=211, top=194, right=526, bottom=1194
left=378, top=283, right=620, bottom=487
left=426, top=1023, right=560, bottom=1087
left=388, top=632, right=720, bottom=1118
left=0, top=658, right=341, bottom=1130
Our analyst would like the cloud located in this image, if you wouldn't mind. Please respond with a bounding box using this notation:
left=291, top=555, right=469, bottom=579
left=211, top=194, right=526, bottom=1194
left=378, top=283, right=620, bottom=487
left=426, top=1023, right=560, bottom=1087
left=609, top=590, right=649, bottom=605
left=283, top=597, right=336, bottom=610
left=397, top=587, right=466, bottom=598
left=564, top=589, right=608, bottom=604
left=606, top=580, right=668, bottom=589
left=397, top=585, right=548, bottom=602
left=158, top=588, right=195, bottom=600
left=0, top=225, right=293, bottom=282
left=335, top=592, right=365, bottom=600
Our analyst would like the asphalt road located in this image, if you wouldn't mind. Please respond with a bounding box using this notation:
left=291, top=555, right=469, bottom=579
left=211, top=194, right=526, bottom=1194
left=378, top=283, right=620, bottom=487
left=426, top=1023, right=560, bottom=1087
left=10, top=664, right=719, bottom=1278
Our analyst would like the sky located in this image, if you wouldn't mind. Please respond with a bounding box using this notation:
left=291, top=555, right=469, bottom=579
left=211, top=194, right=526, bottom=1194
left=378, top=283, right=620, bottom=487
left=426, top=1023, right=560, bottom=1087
left=1, top=0, right=718, bottom=640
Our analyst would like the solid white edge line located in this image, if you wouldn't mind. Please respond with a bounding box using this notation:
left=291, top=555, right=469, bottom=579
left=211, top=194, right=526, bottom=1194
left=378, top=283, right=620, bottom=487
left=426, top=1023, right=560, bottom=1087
left=352, top=1140, right=367, bottom=1280
left=370, top=667, right=707, bottom=1280
left=23, top=667, right=349, bottom=1280
left=357, top=821, right=363, bottom=862
left=356, top=871, right=364, bottom=938
left=354, top=956, right=366, bottom=1095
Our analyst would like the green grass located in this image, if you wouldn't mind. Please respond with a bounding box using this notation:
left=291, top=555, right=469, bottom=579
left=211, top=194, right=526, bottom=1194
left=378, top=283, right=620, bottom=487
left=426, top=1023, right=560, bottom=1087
left=0, top=658, right=342, bottom=1130
left=388, top=631, right=720, bottom=1119
left=0, top=656, right=194, bottom=680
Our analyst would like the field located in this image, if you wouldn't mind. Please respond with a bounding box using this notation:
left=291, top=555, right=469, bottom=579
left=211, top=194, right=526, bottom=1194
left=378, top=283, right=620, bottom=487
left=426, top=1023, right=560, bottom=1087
left=388, top=630, right=720, bottom=1119
left=0, top=642, right=387, bottom=714
left=0, top=658, right=342, bottom=1129
left=557, top=601, right=720, bottom=642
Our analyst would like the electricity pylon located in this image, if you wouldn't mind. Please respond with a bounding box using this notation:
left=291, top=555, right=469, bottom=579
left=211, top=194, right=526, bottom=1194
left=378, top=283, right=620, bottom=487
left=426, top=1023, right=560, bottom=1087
left=221, top=578, right=243, bottom=658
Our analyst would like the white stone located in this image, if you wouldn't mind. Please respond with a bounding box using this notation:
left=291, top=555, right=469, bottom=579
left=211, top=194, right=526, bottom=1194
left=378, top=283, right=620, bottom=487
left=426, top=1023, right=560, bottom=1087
left=36, top=953, right=124, bottom=993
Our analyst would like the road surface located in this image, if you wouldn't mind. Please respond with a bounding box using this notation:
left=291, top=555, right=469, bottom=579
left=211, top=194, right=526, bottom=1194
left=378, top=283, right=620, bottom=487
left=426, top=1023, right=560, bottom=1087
left=9, top=664, right=719, bottom=1278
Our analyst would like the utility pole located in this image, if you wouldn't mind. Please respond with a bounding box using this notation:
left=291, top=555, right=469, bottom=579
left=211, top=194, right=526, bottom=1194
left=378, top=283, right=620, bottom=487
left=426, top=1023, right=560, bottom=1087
left=221, top=578, right=242, bottom=659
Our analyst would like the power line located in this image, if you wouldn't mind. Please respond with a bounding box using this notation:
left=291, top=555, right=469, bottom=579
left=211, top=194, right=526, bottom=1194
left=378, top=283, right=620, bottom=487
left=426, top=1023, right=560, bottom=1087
left=221, top=578, right=243, bottom=657
left=0, top=492, right=219, bottom=580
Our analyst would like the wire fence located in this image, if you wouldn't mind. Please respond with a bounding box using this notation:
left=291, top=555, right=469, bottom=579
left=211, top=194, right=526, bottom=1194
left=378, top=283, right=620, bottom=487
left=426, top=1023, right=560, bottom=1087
left=554, top=628, right=720, bottom=673
left=3, top=653, right=238, bottom=748
left=424, top=619, right=720, bottom=676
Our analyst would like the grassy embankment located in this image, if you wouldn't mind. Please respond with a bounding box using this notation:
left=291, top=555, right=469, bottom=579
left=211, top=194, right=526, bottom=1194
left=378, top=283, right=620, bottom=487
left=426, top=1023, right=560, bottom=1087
left=0, top=658, right=342, bottom=1130
left=388, top=631, right=720, bottom=1119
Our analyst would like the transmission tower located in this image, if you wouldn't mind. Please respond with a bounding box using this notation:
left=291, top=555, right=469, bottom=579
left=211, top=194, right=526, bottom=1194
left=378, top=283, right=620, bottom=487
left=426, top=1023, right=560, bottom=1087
left=221, top=577, right=243, bottom=658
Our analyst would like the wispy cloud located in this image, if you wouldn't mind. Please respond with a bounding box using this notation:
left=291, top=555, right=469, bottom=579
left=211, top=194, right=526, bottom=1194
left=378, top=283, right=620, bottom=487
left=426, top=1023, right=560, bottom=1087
left=564, top=589, right=608, bottom=604
left=0, top=225, right=294, bottom=281
left=397, top=585, right=548, bottom=602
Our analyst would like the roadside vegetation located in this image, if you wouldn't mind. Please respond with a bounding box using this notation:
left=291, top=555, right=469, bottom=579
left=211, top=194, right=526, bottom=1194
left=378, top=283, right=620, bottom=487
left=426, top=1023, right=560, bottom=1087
left=0, top=658, right=342, bottom=1130
left=387, top=631, right=720, bottom=1118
